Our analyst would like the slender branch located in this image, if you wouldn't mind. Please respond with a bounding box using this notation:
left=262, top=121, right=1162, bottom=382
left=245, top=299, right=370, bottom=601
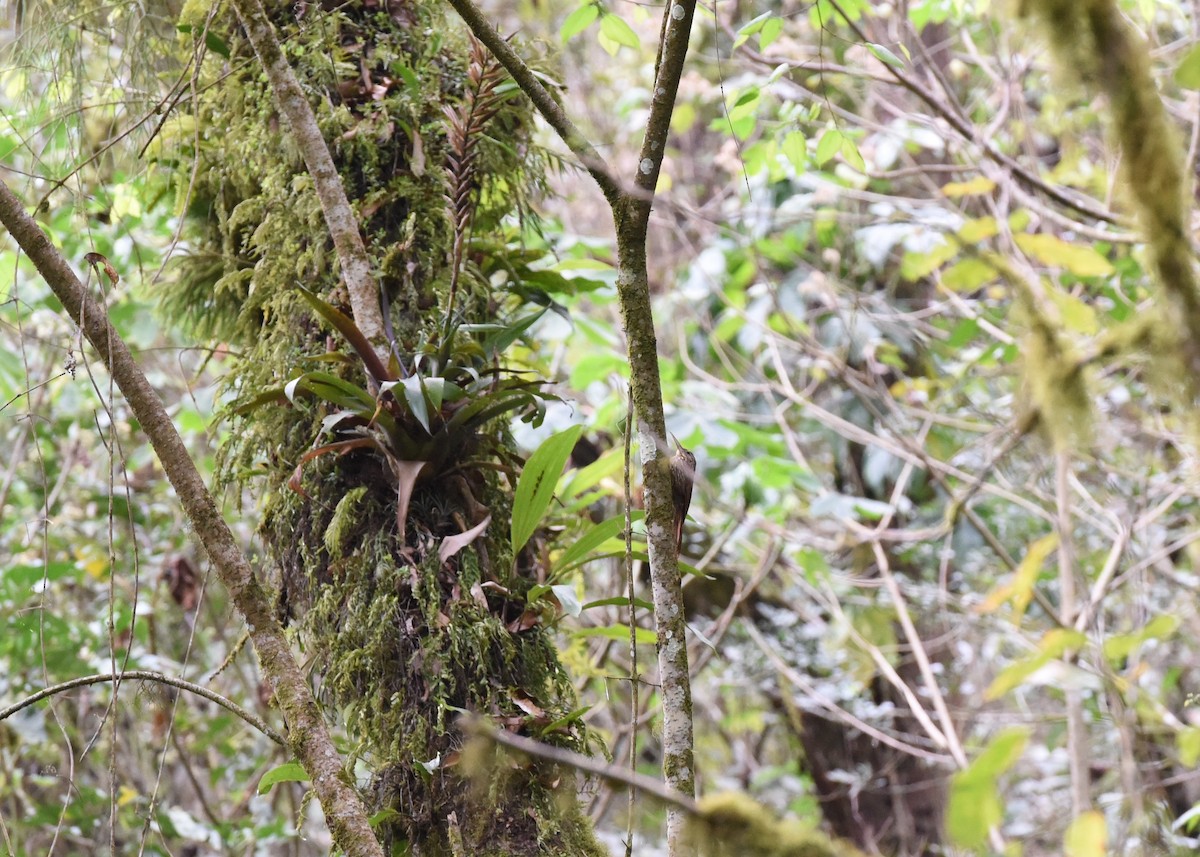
left=462, top=717, right=699, bottom=814
left=1056, top=449, right=1091, bottom=816
left=0, top=671, right=285, bottom=746
left=226, top=0, right=387, bottom=357
left=445, top=3, right=700, bottom=851
left=823, top=0, right=1126, bottom=227
left=0, top=179, right=384, bottom=857
left=442, top=0, right=620, bottom=204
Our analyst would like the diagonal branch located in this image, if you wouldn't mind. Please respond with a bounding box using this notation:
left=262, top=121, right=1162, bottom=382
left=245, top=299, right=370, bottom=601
left=444, top=3, right=700, bottom=852
left=0, top=179, right=385, bottom=857
left=442, top=0, right=620, bottom=204
left=226, top=0, right=387, bottom=357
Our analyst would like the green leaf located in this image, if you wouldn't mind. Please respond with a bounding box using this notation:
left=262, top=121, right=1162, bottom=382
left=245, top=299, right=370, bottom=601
left=867, top=43, right=904, bottom=68
left=1047, top=287, right=1099, bottom=335
left=1064, top=811, right=1107, bottom=857
left=553, top=512, right=644, bottom=577
left=511, top=425, right=585, bottom=553
left=946, top=727, right=1030, bottom=848
left=574, top=624, right=657, bottom=645
left=985, top=629, right=1086, bottom=699
left=296, top=285, right=395, bottom=382
left=957, top=216, right=999, bottom=243
left=1014, top=233, right=1114, bottom=277
left=759, top=17, right=782, bottom=49
left=599, top=13, right=639, bottom=50
left=560, top=447, right=624, bottom=501
left=839, top=135, right=865, bottom=172
left=900, top=239, right=958, bottom=280
left=582, top=595, right=656, bottom=611
left=204, top=31, right=231, bottom=58
left=561, top=3, right=599, bottom=42
left=1178, top=726, right=1200, bottom=767
left=942, top=176, right=996, bottom=197
left=257, top=762, right=308, bottom=795
left=781, top=130, right=806, bottom=171
left=814, top=129, right=843, bottom=166
left=1176, top=43, right=1200, bottom=89
left=942, top=258, right=997, bottom=292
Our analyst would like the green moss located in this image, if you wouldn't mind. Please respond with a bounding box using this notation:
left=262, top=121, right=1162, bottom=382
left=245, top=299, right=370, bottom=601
left=169, top=1, right=587, bottom=852
left=689, top=793, right=867, bottom=857
left=1020, top=0, right=1200, bottom=409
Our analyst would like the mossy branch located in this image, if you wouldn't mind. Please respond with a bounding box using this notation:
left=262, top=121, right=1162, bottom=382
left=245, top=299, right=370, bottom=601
left=1022, top=0, right=1200, bottom=402
left=0, top=179, right=385, bottom=857
left=227, top=0, right=387, bottom=356
left=444, top=1, right=700, bottom=852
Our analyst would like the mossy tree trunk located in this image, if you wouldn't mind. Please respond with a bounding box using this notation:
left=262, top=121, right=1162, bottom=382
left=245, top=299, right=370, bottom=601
left=169, top=2, right=605, bottom=854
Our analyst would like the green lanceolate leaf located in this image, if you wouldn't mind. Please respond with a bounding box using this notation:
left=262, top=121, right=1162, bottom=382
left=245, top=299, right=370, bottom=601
left=296, top=284, right=396, bottom=383
left=511, top=424, right=585, bottom=553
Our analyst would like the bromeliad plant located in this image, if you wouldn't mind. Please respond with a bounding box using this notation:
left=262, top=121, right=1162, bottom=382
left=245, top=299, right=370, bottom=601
left=235, top=285, right=554, bottom=539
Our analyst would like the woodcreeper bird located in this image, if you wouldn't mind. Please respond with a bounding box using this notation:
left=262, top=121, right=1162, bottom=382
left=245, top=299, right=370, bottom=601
left=668, top=435, right=696, bottom=554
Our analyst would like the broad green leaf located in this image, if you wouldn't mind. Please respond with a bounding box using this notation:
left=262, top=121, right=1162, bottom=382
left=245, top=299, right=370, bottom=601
left=957, top=216, right=998, bottom=243
left=946, top=727, right=1030, bottom=848
left=512, top=425, right=585, bottom=553
left=839, top=136, right=865, bottom=172
left=561, top=3, right=599, bottom=42
left=553, top=512, right=644, bottom=577
left=900, top=239, right=958, bottom=280
left=781, top=130, right=806, bottom=171
left=1014, top=233, right=1114, bottom=277
left=574, top=624, right=657, bottom=645
left=815, top=129, right=843, bottom=166
left=1064, top=811, right=1106, bottom=857
left=599, top=13, right=639, bottom=50
left=1176, top=43, right=1200, bottom=89
left=942, top=176, right=996, bottom=197
left=942, top=258, right=997, bottom=292
left=759, top=17, right=782, bottom=49
left=867, top=42, right=904, bottom=68
left=1047, top=288, right=1099, bottom=335
left=560, top=447, right=624, bottom=501
left=257, top=762, right=308, bottom=795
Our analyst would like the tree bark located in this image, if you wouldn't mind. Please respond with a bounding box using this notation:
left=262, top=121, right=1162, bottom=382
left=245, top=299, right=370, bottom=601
left=0, top=179, right=385, bottom=857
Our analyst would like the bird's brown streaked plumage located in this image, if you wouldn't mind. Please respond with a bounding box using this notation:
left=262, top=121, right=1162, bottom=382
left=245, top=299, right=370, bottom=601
left=668, top=437, right=696, bottom=554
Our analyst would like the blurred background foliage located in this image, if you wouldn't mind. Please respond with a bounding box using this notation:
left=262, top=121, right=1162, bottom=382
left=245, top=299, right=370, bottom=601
left=3, top=0, right=1200, bottom=855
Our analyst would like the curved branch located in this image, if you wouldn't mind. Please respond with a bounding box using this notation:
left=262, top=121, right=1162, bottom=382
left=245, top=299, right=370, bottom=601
left=0, top=671, right=286, bottom=747
left=0, top=179, right=384, bottom=857
left=822, top=0, right=1127, bottom=227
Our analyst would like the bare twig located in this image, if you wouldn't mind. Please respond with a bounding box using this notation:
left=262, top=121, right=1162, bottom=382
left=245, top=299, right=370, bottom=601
left=0, top=179, right=384, bottom=857
left=0, top=670, right=285, bottom=746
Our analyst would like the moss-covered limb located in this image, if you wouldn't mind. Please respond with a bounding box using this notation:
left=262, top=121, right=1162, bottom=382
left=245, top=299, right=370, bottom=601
left=614, top=5, right=701, bottom=853
left=443, top=0, right=620, bottom=205
left=1021, top=0, right=1200, bottom=398
left=0, top=178, right=385, bottom=857
left=614, top=204, right=695, bottom=827
left=176, top=3, right=603, bottom=852
left=227, top=0, right=388, bottom=357
left=451, top=1, right=702, bottom=850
